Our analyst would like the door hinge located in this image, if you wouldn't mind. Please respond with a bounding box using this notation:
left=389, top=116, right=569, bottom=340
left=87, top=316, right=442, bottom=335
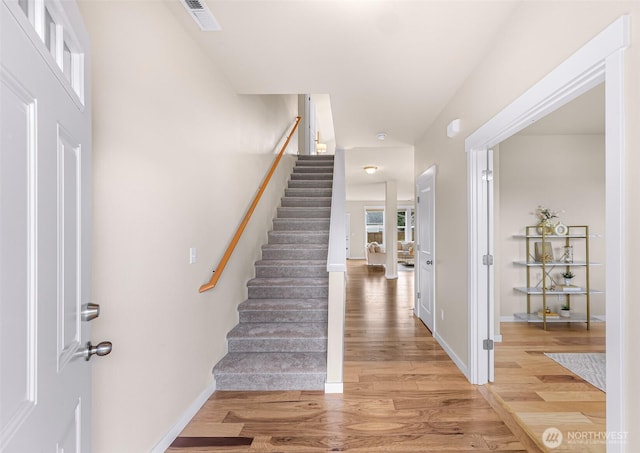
left=483, top=339, right=494, bottom=351
left=482, top=170, right=493, bottom=181
left=417, top=196, right=420, bottom=203
left=417, top=291, right=421, bottom=299
left=482, top=254, right=494, bottom=265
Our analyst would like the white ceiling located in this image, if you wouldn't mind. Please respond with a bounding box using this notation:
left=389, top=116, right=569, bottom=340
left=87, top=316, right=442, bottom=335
left=165, top=1, right=601, bottom=203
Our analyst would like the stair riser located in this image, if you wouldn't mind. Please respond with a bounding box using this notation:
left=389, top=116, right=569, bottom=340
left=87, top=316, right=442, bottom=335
left=295, top=159, right=334, bottom=166
left=281, top=198, right=331, bottom=208
left=277, top=208, right=330, bottom=218
left=284, top=188, right=333, bottom=198
left=255, top=265, right=327, bottom=278
left=248, top=286, right=328, bottom=299
left=268, top=232, right=329, bottom=245
left=239, top=310, right=328, bottom=323
left=228, top=338, right=327, bottom=353
left=293, top=167, right=334, bottom=174
left=214, top=374, right=325, bottom=391
left=262, top=249, right=328, bottom=260
left=297, top=155, right=334, bottom=160
left=272, top=219, right=330, bottom=231
left=288, top=180, right=333, bottom=189
left=291, top=173, right=333, bottom=180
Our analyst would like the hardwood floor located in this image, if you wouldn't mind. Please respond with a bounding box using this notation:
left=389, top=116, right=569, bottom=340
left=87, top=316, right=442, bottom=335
left=489, top=322, right=606, bottom=452
left=167, top=260, right=603, bottom=452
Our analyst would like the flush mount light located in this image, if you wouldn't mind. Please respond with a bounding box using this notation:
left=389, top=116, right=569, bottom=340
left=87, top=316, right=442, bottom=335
left=376, top=132, right=387, bottom=141
left=364, top=166, right=378, bottom=174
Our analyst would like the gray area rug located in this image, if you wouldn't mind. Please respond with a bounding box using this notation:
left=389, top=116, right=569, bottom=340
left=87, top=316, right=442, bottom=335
left=544, top=352, right=606, bottom=392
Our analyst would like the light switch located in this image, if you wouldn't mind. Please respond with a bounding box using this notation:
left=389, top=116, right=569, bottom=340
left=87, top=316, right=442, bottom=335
left=189, top=247, right=197, bottom=264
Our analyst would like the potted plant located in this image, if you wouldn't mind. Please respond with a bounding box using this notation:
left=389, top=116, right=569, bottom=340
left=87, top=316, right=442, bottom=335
left=561, top=270, right=575, bottom=286
left=560, top=303, right=571, bottom=318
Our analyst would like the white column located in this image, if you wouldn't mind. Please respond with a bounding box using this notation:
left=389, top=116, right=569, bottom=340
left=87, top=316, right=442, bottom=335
left=385, top=180, right=398, bottom=279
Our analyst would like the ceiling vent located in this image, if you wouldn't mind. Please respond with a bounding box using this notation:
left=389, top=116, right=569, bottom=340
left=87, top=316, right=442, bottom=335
left=180, top=0, right=221, bottom=31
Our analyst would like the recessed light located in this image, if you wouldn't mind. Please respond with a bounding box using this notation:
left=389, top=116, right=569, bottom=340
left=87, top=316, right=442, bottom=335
left=364, top=166, right=378, bottom=174
left=376, top=132, right=387, bottom=141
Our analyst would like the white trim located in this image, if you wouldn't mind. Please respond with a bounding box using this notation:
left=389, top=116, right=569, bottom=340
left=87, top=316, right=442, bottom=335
left=493, top=334, right=502, bottom=343
left=324, top=382, right=344, bottom=393
left=327, top=149, right=346, bottom=272
left=604, top=46, right=626, bottom=449
left=465, top=14, right=628, bottom=444
left=434, top=332, right=469, bottom=380
left=150, top=380, right=216, bottom=453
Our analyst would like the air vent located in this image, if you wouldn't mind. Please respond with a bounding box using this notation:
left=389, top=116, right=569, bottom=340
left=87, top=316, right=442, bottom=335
left=180, top=0, right=221, bottom=31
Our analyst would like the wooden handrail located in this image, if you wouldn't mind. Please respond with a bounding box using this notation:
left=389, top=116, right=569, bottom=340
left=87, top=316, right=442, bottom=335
left=199, top=116, right=302, bottom=293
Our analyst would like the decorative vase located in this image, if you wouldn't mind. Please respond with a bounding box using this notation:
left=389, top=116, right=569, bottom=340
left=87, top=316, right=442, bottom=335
left=564, top=278, right=573, bottom=286
left=536, top=221, right=554, bottom=235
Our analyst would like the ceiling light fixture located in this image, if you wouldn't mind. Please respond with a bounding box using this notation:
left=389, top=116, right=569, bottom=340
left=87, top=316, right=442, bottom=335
left=364, top=166, right=378, bottom=175
left=376, top=132, right=387, bottom=141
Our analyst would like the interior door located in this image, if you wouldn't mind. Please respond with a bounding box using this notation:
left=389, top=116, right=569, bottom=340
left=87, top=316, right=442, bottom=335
left=1, top=1, right=100, bottom=451
left=416, top=167, right=436, bottom=332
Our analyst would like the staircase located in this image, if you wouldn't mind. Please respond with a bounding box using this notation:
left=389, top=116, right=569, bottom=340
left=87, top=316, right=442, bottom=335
left=213, top=155, right=334, bottom=391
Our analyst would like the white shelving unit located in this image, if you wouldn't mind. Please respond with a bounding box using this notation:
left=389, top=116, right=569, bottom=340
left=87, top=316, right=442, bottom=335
left=513, top=225, right=603, bottom=330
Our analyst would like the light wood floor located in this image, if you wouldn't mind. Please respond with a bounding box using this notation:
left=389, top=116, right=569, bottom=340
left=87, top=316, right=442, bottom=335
left=167, top=260, right=604, bottom=452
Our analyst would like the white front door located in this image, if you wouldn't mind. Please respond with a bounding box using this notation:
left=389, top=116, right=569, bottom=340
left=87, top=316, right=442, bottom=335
left=416, top=167, right=436, bottom=333
left=1, top=1, right=97, bottom=451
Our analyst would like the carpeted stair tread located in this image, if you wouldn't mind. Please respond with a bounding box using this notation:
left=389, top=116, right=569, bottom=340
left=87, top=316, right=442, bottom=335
left=290, top=173, right=333, bottom=180
left=238, top=298, right=328, bottom=312
left=267, top=231, right=329, bottom=244
left=287, top=180, right=333, bottom=189
left=247, top=277, right=329, bottom=287
left=255, top=260, right=327, bottom=278
left=284, top=188, right=333, bottom=198
left=238, top=298, right=328, bottom=323
left=255, top=259, right=327, bottom=267
left=214, top=352, right=326, bottom=374
left=228, top=322, right=327, bottom=340
left=277, top=207, right=331, bottom=218
left=272, top=218, right=330, bottom=231
left=280, top=197, right=332, bottom=207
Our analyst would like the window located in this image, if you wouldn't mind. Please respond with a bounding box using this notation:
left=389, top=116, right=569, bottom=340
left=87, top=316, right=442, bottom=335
left=365, top=209, right=384, bottom=245
left=397, top=208, right=415, bottom=242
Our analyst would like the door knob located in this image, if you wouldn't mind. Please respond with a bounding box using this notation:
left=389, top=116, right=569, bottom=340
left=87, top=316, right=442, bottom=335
left=81, top=303, right=100, bottom=322
left=76, top=341, right=112, bottom=361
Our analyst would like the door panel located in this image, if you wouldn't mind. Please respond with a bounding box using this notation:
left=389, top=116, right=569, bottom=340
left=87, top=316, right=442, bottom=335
left=0, top=66, right=37, bottom=443
left=1, top=1, right=92, bottom=451
left=417, top=167, right=436, bottom=332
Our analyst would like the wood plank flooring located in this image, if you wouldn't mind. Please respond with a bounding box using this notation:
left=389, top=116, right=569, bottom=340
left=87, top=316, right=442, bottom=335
left=489, top=322, right=606, bottom=452
left=167, top=260, right=603, bottom=452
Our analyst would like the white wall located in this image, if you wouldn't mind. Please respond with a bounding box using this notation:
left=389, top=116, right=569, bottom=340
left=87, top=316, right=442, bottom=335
left=414, top=2, right=640, bottom=441
left=498, top=134, right=605, bottom=318
left=78, top=2, right=297, bottom=451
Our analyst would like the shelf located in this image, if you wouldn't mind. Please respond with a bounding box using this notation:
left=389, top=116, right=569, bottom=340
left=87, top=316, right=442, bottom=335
left=513, top=234, right=602, bottom=239
left=513, top=260, right=600, bottom=267
left=514, top=287, right=604, bottom=295
left=514, top=313, right=603, bottom=323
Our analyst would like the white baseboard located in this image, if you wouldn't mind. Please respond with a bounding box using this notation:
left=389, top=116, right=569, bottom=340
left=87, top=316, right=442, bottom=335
left=150, top=380, right=216, bottom=453
left=325, top=382, right=344, bottom=393
left=500, top=315, right=518, bottom=322
left=434, top=331, right=469, bottom=381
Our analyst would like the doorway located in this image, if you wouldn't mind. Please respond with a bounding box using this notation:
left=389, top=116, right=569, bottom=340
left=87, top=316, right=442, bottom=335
left=466, top=15, right=628, bottom=445
left=416, top=166, right=436, bottom=333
